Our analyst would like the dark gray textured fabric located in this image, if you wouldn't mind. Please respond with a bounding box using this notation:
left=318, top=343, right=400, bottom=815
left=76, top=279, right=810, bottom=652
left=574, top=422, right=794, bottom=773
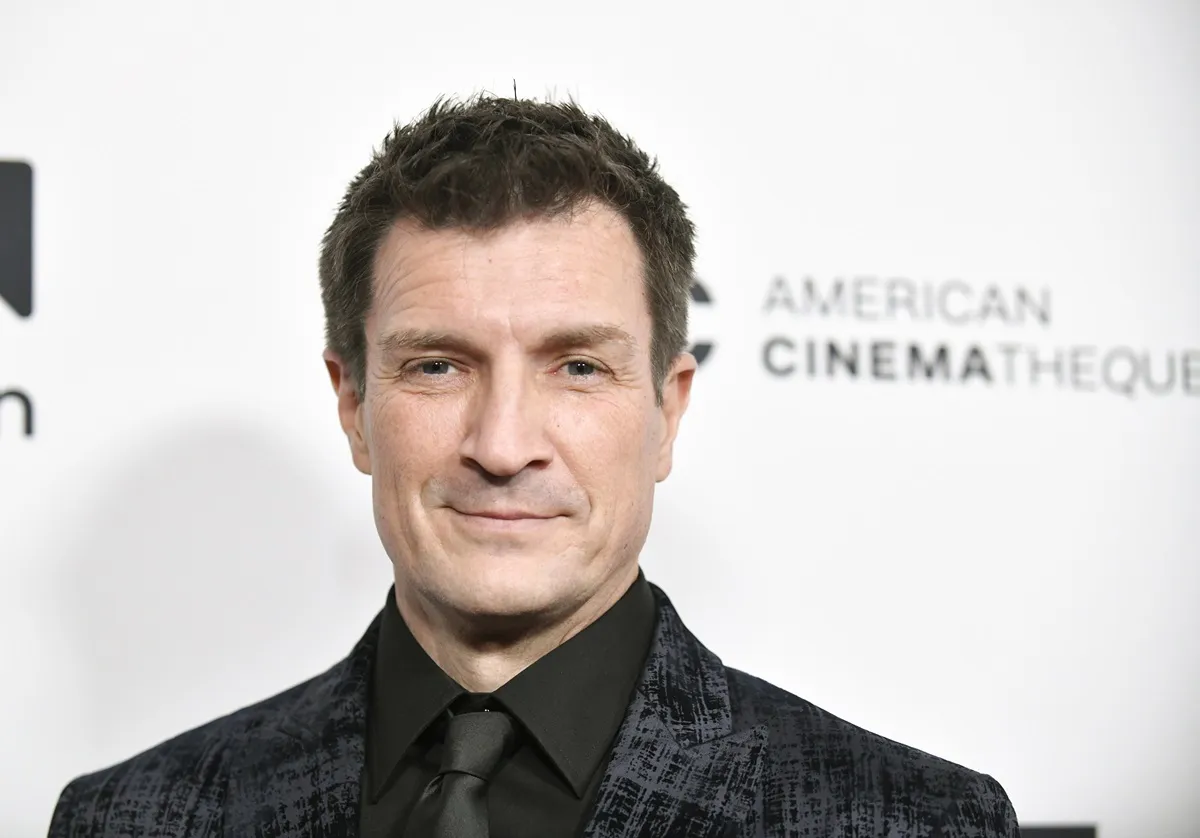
left=48, top=583, right=1020, bottom=837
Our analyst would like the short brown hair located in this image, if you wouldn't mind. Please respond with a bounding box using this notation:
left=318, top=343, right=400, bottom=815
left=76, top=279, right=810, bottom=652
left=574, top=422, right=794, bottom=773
left=318, top=94, right=696, bottom=402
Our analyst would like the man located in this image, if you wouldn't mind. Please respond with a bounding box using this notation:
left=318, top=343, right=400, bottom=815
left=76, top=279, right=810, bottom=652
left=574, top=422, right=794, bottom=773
left=49, top=94, right=1019, bottom=837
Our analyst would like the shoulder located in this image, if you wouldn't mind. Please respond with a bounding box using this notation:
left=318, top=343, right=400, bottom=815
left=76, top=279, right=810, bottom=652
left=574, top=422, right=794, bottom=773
left=48, top=674, right=321, bottom=837
left=724, top=667, right=1018, bottom=836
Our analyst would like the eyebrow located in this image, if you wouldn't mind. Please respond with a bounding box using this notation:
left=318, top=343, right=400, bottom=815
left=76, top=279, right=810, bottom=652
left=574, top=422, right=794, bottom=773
left=377, top=324, right=639, bottom=359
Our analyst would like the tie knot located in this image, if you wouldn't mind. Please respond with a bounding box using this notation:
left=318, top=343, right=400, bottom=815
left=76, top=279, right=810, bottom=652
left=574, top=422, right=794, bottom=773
left=439, top=700, right=516, bottom=783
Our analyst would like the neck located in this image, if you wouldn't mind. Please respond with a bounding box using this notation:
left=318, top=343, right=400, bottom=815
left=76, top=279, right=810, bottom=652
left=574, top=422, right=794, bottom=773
left=393, top=565, right=640, bottom=693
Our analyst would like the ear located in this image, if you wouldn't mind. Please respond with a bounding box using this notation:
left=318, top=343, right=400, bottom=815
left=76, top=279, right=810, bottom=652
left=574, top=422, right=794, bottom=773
left=655, top=352, right=697, bottom=482
left=324, top=349, right=372, bottom=475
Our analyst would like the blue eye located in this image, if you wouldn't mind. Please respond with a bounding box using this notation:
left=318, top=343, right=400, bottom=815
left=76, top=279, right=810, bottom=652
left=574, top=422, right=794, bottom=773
left=566, top=361, right=597, bottom=376
left=419, top=361, right=453, bottom=375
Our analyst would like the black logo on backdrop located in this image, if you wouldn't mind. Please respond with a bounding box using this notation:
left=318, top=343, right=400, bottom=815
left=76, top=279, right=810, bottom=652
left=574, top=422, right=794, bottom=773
left=689, top=279, right=714, bottom=365
left=0, top=389, right=33, bottom=436
left=1, top=161, right=34, bottom=439
left=0, top=161, right=33, bottom=318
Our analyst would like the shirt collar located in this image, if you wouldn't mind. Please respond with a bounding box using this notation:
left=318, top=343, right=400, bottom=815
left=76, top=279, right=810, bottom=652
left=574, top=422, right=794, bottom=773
left=368, top=569, right=657, bottom=801
left=367, top=591, right=463, bottom=801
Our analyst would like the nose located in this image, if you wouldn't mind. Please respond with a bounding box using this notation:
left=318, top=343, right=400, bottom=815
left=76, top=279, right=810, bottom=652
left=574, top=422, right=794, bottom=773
left=458, top=363, right=554, bottom=479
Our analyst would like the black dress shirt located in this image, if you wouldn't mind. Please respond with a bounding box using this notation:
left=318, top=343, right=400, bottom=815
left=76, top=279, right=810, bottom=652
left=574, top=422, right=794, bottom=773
left=359, top=570, right=657, bottom=838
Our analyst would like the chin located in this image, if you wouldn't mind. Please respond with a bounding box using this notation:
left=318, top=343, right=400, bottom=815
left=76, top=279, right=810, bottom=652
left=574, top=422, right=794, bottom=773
left=436, top=550, right=578, bottom=618
left=470, top=565, right=565, bottom=614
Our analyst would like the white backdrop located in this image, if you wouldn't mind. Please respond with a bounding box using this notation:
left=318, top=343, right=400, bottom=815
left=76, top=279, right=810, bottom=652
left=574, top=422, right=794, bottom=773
left=2, top=1, right=1198, bottom=835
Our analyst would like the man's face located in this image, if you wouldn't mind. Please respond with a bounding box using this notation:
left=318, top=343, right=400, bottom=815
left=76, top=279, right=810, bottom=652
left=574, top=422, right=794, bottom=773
left=326, top=203, right=694, bottom=625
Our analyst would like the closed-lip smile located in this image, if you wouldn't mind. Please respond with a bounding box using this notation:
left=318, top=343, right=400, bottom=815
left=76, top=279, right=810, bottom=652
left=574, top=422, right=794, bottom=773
left=452, top=508, right=556, bottom=521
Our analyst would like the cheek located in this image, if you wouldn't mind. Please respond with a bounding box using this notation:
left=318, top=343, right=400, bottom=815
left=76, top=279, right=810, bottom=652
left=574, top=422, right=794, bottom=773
left=366, top=391, right=460, bottom=481
left=553, top=397, right=659, bottom=492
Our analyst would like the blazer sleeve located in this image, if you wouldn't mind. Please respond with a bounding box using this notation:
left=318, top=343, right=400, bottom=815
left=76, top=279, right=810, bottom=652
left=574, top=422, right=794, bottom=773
left=933, top=772, right=1021, bottom=838
left=47, top=778, right=83, bottom=838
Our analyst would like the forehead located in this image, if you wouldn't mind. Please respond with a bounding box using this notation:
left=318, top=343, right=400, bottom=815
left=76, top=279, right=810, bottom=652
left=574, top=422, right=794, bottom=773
left=369, top=203, right=649, bottom=334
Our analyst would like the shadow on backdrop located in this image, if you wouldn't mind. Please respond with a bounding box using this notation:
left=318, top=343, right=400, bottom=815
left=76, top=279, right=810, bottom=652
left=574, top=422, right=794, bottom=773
left=49, top=420, right=389, bottom=761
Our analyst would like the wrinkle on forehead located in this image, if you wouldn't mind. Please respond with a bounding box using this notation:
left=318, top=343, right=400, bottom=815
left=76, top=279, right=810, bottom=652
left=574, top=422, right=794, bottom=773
left=368, top=204, right=648, bottom=333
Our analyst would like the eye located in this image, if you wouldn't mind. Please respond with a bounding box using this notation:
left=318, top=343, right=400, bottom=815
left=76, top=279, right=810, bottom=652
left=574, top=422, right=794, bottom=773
left=564, top=360, right=598, bottom=377
left=416, top=360, right=455, bottom=376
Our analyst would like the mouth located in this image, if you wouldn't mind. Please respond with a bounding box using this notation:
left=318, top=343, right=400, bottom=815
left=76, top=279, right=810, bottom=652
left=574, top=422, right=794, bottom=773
left=452, top=509, right=557, bottom=521
left=446, top=507, right=563, bottom=532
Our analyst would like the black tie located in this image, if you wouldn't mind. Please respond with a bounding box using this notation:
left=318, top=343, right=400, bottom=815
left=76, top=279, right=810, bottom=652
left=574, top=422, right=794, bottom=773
left=404, top=695, right=516, bottom=838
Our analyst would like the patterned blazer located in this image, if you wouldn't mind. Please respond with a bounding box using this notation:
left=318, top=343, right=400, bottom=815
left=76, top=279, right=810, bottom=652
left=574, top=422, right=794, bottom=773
left=49, top=584, right=1019, bottom=837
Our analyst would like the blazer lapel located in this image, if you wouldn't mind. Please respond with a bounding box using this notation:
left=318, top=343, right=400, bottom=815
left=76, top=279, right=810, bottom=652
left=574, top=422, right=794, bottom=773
left=582, top=585, right=768, bottom=838
left=222, top=613, right=380, bottom=838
